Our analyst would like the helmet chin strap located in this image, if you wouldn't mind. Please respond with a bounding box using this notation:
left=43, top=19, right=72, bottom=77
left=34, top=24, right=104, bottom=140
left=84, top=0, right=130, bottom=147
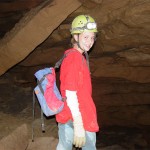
left=77, top=35, right=90, bottom=71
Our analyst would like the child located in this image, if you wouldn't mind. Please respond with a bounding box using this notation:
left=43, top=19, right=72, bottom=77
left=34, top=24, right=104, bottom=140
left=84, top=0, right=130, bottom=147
left=56, top=15, right=99, bottom=150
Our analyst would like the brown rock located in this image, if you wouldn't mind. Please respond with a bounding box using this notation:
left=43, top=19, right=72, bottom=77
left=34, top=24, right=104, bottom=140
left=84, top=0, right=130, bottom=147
left=0, top=124, right=29, bottom=150
left=27, top=137, right=58, bottom=150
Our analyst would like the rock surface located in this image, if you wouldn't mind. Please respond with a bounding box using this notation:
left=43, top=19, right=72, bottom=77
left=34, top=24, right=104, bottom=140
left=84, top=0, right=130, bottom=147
left=0, top=124, right=29, bottom=150
left=0, top=0, right=150, bottom=149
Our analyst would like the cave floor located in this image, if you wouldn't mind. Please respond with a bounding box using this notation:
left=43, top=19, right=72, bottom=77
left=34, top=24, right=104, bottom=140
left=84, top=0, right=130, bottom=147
left=0, top=76, right=150, bottom=150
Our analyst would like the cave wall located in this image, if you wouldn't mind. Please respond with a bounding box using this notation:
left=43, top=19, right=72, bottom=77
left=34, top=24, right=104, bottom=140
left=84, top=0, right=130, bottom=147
left=0, top=0, right=150, bottom=127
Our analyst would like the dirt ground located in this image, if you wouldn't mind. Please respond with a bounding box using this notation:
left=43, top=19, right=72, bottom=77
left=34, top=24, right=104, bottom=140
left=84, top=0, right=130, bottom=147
left=0, top=75, right=150, bottom=150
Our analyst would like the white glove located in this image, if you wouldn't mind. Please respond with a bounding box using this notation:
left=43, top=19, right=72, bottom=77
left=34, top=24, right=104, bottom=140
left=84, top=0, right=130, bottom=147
left=73, top=115, right=86, bottom=148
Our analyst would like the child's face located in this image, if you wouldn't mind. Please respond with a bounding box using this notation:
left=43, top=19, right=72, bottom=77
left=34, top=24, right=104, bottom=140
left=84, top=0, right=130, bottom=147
left=78, top=31, right=96, bottom=52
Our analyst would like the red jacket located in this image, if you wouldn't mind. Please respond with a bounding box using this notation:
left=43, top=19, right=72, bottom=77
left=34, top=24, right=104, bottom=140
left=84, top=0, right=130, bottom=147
left=56, top=48, right=99, bottom=132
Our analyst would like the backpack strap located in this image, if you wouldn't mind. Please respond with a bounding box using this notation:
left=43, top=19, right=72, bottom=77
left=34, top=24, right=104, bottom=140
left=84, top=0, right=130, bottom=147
left=84, top=51, right=90, bottom=71
left=32, top=79, right=46, bottom=142
left=37, top=79, right=45, bottom=132
left=32, top=90, right=35, bottom=142
left=54, top=50, right=77, bottom=69
left=54, top=55, right=66, bottom=69
left=55, top=50, right=90, bottom=72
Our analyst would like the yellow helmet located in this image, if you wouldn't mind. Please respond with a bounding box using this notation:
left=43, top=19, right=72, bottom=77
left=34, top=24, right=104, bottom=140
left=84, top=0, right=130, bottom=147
left=70, top=15, right=98, bottom=34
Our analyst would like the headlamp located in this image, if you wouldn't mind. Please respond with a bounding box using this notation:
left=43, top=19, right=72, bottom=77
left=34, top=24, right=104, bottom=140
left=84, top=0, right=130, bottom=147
left=86, top=22, right=97, bottom=30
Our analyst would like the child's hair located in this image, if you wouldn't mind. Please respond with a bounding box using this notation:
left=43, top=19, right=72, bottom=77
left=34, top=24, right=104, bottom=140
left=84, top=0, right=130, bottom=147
left=70, top=34, right=78, bottom=47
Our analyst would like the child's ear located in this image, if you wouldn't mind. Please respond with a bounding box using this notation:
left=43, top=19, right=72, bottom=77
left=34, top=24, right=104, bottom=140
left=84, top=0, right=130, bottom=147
left=73, top=34, right=79, bottom=42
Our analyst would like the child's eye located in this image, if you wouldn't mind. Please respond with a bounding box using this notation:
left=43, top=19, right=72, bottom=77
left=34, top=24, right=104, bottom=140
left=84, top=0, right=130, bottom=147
left=92, top=36, right=96, bottom=41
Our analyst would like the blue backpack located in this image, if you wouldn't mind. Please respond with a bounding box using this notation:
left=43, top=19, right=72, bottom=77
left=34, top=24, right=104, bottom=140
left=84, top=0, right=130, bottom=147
left=34, top=67, right=64, bottom=117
